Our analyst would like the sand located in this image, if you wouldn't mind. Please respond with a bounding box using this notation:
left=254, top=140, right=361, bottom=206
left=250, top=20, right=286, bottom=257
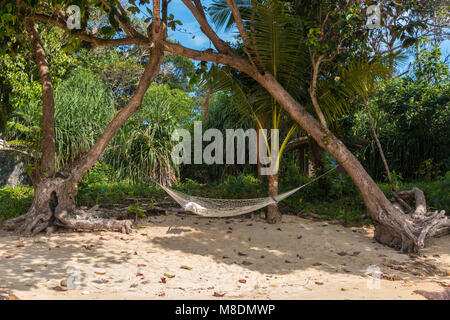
left=0, top=214, right=449, bottom=300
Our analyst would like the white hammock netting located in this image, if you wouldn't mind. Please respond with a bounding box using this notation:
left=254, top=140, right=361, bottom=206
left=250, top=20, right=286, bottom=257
left=157, top=166, right=338, bottom=218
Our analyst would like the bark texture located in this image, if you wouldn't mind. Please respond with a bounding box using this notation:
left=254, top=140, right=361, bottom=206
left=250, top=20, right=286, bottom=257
left=24, top=18, right=55, bottom=179
left=267, top=173, right=281, bottom=224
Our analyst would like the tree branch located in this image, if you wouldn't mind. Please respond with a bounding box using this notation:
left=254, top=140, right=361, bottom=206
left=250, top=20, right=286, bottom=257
left=181, top=0, right=233, bottom=54
left=30, top=13, right=149, bottom=48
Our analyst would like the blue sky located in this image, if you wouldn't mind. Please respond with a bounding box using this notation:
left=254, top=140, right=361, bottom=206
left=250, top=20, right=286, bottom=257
left=140, top=1, right=449, bottom=63
left=145, top=1, right=238, bottom=50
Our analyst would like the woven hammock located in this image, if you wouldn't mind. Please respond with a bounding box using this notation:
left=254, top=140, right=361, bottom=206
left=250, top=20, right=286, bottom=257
left=157, top=166, right=337, bottom=218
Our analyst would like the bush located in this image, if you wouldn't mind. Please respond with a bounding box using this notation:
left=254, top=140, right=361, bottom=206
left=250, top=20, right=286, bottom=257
left=0, top=185, right=33, bottom=222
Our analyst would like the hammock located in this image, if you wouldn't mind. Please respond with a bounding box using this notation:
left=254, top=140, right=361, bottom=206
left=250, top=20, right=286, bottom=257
left=156, top=165, right=338, bottom=218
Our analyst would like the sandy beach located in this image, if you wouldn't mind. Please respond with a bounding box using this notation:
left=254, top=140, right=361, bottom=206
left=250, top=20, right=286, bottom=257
left=1, top=214, right=449, bottom=300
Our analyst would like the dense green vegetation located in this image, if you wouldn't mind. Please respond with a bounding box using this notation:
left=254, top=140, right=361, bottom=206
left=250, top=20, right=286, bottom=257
left=2, top=169, right=448, bottom=226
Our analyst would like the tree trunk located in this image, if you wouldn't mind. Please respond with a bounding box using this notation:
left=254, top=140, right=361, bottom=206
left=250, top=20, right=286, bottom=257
left=24, top=18, right=56, bottom=181
left=267, top=173, right=281, bottom=224
left=310, top=139, right=323, bottom=173
left=202, top=89, right=212, bottom=123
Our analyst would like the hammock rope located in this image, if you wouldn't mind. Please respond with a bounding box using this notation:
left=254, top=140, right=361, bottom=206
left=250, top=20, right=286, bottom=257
left=155, top=165, right=338, bottom=218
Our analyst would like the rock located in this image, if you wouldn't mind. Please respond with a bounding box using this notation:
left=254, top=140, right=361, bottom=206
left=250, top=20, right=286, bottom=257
left=0, top=143, right=31, bottom=186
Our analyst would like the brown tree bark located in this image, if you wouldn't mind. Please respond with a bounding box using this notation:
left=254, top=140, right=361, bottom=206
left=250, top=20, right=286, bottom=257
left=267, top=173, right=281, bottom=224
left=24, top=18, right=55, bottom=180
left=202, top=89, right=212, bottom=123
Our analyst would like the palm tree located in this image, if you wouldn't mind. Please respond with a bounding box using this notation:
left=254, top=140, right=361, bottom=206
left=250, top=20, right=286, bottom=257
left=209, top=0, right=311, bottom=223
left=209, top=0, right=366, bottom=222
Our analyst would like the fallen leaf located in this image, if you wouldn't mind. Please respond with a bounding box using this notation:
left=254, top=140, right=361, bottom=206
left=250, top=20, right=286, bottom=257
left=260, top=255, right=265, bottom=259
left=222, top=256, right=229, bottom=259
left=141, top=234, right=148, bottom=236
left=160, top=277, right=167, bottom=284
left=437, top=282, right=450, bottom=288
left=16, top=245, right=24, bottom=248
left=101, top=279, right=109, bottom=283
left=180, top=265, right=192, bottom=270
left=337, top=251, right=347, bottom=256
left=120, top=251, right=128, bottom=254
left=213, top=292, right=225, bottom=297
left=24, top=269, right=35, bottom=272
left=312, top=262, right=322, bottom=266
left=285, top=260, right=293, bottom=263
left=378, top=254, right=387, bottom=257
left=134, top=251, right=138, bottom=255
left=137, top=264, right=147, bottom=267
left=5, top=256, right=14, bottom=259
left=297, top=235, right=303, bottom=239
left=296, top=254, right=304, bottom=259
left=141, top=281, right=150, bottom=285
left=60, top=280, right=67, bottom=287
left=238, top=279, right=247, bottom=284
left=242, top=261, right=253, bottom=266
left=433, top=254, right=440, bottom=258
left=158, top=292, right=165, bottom=296
left=99, top=237, right=106, bottom=240
left=95, top=272, right=106, bottom=275
left=238, top=252, right=247, bottom=256
left=8, top=294, right=20, bottom=300
left=351, top=251, right=361, bottom=256
left=52, top=286, right=67, bottom=292
left=164, top=273, right=175, bottom=278
left=136, top=273, right=144, bottom=277
left=315, top=281, right=324, bottom=285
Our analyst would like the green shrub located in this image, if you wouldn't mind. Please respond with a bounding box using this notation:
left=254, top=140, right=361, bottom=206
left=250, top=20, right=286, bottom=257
left=0, top=185, right=33, bottom=222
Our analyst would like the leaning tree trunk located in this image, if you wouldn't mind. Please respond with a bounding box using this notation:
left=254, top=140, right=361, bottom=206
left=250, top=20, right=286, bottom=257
left=4, top=13, right=167, bottom=236
left=267, top=173, right=281, bottom=224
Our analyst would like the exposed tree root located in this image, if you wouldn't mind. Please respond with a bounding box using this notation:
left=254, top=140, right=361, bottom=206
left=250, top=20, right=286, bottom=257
left=374, top=187, right=449, bottom=253
left=3, top=177, right=133, bottom=236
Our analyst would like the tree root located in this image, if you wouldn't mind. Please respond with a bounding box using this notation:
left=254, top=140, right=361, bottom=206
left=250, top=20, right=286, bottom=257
left=375, top=187, right=449, bottom=253
left=3, top=177, right=133, bottom=236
